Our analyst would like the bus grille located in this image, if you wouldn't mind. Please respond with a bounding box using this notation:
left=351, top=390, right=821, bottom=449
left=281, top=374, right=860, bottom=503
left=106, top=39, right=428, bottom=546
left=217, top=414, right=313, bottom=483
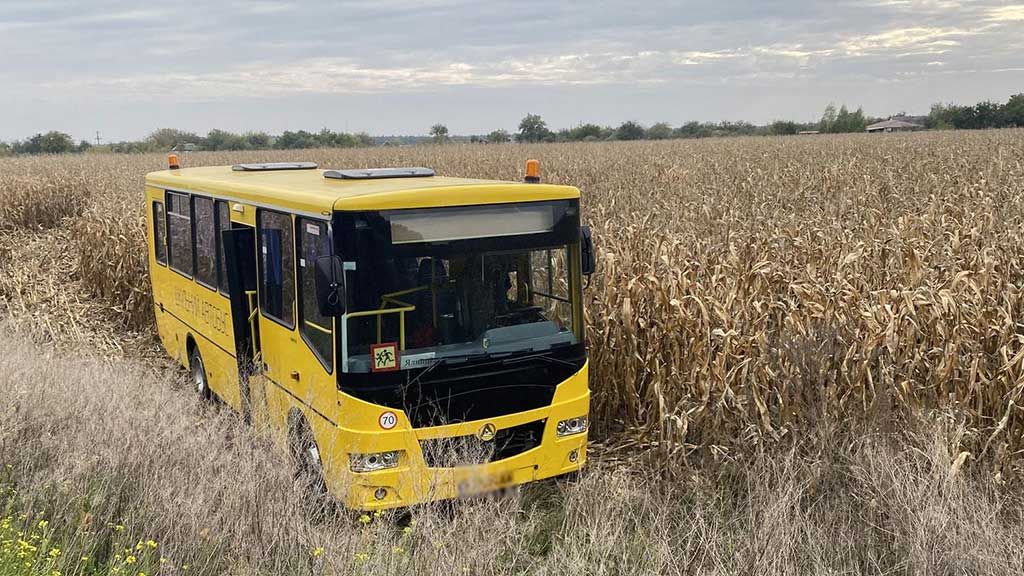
left=420, top=420, right=545, bottom=468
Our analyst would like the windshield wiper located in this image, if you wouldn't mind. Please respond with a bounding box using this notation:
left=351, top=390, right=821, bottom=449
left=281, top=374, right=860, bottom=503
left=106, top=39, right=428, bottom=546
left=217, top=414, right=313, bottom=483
left=500, top=352, right=578, bottom=369
left=404, top=359, right=444, bottom=390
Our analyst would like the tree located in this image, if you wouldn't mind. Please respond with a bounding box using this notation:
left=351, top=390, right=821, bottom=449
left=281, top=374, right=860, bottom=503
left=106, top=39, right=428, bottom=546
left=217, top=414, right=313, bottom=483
left=830, top=105, right=867, bottom=133
left=614, top=121, right=645, bottom=141
left=429, top=124, right=449, bottom=143
left=769, top=120, right=800, bottom=135
left=0, top=142, right=11, bottom=157
left=674, top=121, right=711, bottom=139
left=516, top=114, right=552, bottom=143
left=274, top=130, right=318, bottom=149
left=973, top=100, right=1004, bottom=129
left=927, top=103, right=957, bottom=129
left=819, top=104, right=837, bottom=133
left=557, top=124, right=609, bottom=142
left=14, top=131, right=76, bottom=154
left=243, top=131, right=271, bottom=149
left=1003, top=93, right=1024, bottom=127
left=76, top=140, right=92, bottom=153
left=646, top=122, right=673, bottom=140
left=486, top=129, right=511, bottom=143
left=146, top=128, right=201, bottom=152
left=204, top=129, right=249, bottom=151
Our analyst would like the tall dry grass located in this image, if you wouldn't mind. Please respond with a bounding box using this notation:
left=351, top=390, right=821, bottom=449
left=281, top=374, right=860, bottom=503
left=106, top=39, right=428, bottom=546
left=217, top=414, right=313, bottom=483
left=4, top=132, right=1024, bottom=473
left=3, top=325, right=1024, bottom=575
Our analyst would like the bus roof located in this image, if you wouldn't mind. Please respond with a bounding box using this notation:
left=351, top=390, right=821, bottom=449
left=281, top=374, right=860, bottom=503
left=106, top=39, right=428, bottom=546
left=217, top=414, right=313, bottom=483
left=145, top=165, right=580, bottom=216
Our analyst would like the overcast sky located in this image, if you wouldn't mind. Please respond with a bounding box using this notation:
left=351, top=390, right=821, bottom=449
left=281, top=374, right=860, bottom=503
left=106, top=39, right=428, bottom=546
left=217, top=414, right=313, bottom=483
left=1, top=0, right=1022, bottom=142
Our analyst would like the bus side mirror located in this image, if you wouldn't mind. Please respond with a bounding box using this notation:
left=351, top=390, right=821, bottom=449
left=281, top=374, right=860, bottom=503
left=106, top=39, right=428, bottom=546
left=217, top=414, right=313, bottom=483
left=580, top=225, right=595, bottom=276
left=314, top=255, right=346, bottom=316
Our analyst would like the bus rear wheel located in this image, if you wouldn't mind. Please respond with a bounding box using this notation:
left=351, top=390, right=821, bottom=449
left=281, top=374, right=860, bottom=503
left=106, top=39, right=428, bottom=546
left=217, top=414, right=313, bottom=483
left=189, top=347, right=211, bottom=401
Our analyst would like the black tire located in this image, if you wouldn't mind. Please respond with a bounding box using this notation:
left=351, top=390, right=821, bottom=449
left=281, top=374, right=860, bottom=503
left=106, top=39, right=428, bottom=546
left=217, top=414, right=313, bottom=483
left=189, top=346, right=212, bottom=401
left=289, top=416, right=330, bottom=513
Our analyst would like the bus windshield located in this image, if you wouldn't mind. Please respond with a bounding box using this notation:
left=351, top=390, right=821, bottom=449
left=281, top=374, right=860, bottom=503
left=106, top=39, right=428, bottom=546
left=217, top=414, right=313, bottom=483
left=336, top=201, right=581, bottom=373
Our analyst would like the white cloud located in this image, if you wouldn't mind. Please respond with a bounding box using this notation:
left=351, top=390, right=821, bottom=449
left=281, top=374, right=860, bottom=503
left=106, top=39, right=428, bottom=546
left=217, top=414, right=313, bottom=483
left=986, top=5, right=1024, bottom=21
left=839, top=27, right=971, bottom=55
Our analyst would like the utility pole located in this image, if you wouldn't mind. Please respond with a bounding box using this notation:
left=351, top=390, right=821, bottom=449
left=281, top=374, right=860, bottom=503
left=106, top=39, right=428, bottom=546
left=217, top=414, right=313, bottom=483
left=95, top=131, right=101, bottom=146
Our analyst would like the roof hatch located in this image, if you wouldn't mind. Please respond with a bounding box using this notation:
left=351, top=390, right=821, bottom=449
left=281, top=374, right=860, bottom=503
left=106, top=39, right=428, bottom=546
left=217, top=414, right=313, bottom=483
left=232, top=162, right=318, bottom=171
left=323, top=167, right=435, bottom=180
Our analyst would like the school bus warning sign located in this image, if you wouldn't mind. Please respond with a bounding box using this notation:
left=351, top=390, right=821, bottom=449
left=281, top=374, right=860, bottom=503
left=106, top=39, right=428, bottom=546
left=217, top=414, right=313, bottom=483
left=371, top=342, right=399, bottom=372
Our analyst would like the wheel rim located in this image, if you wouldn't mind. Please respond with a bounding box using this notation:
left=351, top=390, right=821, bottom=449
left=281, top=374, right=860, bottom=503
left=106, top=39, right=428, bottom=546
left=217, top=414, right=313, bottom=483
left=306, top=443, right=322, bottom=475
left=192, top=356, right=206, bottom=394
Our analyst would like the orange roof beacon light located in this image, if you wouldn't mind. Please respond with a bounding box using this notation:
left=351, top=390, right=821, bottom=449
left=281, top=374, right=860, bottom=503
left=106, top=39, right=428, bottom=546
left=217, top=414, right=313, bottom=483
left=168, top=153, right=180, bottom=170
left=524, top=159, right=540, bottom=183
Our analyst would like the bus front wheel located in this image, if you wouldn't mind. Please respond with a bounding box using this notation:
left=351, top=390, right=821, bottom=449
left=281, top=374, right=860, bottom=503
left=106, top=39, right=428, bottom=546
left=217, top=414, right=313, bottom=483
left=189, top=347, right=211, bottom=401
left=289, top=415, right=330, bottom=511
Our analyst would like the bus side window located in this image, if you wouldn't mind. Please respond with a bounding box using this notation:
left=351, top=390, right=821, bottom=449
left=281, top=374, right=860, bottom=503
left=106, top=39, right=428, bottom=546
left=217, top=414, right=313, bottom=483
left=167, top=192, right=193, bottom=276
left=297, top=218, right=334, bottom=371
left=192, top=196, right=217, bottom=289
left=258, top=210, right=295, bottom=328
left=153, top=201, right=167, bottom=265
left=215, top=200, right=230, bottom=294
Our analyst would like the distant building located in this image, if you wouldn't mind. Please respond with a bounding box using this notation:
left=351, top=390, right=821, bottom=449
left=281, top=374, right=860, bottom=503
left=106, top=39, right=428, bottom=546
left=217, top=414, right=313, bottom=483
left=866, top=119, right=924, bottom=133
left=798, top=130, right=821, bottom=135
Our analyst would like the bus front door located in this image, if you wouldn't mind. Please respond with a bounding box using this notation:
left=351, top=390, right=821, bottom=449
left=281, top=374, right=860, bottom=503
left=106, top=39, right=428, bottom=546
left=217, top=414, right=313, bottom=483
left=222, top=226, right=260, bottom=423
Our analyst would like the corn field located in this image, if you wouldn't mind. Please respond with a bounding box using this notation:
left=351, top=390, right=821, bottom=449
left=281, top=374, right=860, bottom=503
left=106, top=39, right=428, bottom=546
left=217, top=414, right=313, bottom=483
left=2, top=130, right=1024, bottom=475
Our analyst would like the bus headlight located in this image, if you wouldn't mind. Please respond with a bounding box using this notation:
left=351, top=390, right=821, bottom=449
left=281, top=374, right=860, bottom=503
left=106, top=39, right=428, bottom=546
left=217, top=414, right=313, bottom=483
left=350, top=451, right=402, bottom=472
left=556, top=416, right=588, bottom=437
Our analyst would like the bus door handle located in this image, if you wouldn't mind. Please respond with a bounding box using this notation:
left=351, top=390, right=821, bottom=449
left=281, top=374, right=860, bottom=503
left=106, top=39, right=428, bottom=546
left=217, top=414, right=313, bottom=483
left=289, top=370, right=301, bottom=381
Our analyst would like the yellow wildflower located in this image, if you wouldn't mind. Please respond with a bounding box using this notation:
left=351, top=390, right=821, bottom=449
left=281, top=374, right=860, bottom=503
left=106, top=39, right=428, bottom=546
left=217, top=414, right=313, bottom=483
left=358, top=514, right=371, bottom=524
left=392, top=546, right=404, bottom=554
left=312, top=546, right=325, bottom=558
left=114, top=524, right=126, bottom=532
left=354, top=552, right=369, bottom=563
left=125, top=555, right=137, bottom=565
left=49, top=547, right=61, bottom=558
left=146, top=539, right=157, bottom=549
left=81, top=556, right=90, bottom=562
left=38, top=520, right=48, bottom=529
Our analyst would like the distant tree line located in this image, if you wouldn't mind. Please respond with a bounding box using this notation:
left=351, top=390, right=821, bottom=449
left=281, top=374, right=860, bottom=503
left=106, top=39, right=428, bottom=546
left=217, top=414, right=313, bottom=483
left=0, top=131, right=92, bottom=156
left=926, top=94, right=1024, bottom=130
left=2, top=93, right=1022, bottom=157
left=105, top=128, right=373, bottom=153
left=0, top=127, right=374, bottom=157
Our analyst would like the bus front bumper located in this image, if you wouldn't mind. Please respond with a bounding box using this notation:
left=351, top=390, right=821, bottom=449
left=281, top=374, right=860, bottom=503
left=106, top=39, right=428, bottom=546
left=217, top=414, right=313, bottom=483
left=323, top=363, right=590, bottom=511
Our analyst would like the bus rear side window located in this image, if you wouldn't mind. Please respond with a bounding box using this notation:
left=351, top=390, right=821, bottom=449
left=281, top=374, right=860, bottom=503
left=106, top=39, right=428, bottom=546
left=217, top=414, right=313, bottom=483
left=258, top=210, right=295, bottom=327
left=193, top=196, right=217, bottom=288
left=298, top=218, right=333, bottom=371
left=153, top=201, right=167, bottom=265
left=167, top=192, right=193, bottom=276
left=216, top=200, right=230, bottom=293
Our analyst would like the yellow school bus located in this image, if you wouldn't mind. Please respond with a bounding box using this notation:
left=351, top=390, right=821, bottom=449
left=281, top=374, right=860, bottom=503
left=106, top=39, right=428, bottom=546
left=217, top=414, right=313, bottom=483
left=144, top=158, right=595, bottom=510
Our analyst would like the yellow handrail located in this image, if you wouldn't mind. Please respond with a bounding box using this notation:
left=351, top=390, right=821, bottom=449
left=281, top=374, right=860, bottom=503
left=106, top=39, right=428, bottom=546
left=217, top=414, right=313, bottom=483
left=303, top=319, right=332, bottom=335
left=345, top=305, right=416, bottom=350
left=245, top=291, right=261, bottom=364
